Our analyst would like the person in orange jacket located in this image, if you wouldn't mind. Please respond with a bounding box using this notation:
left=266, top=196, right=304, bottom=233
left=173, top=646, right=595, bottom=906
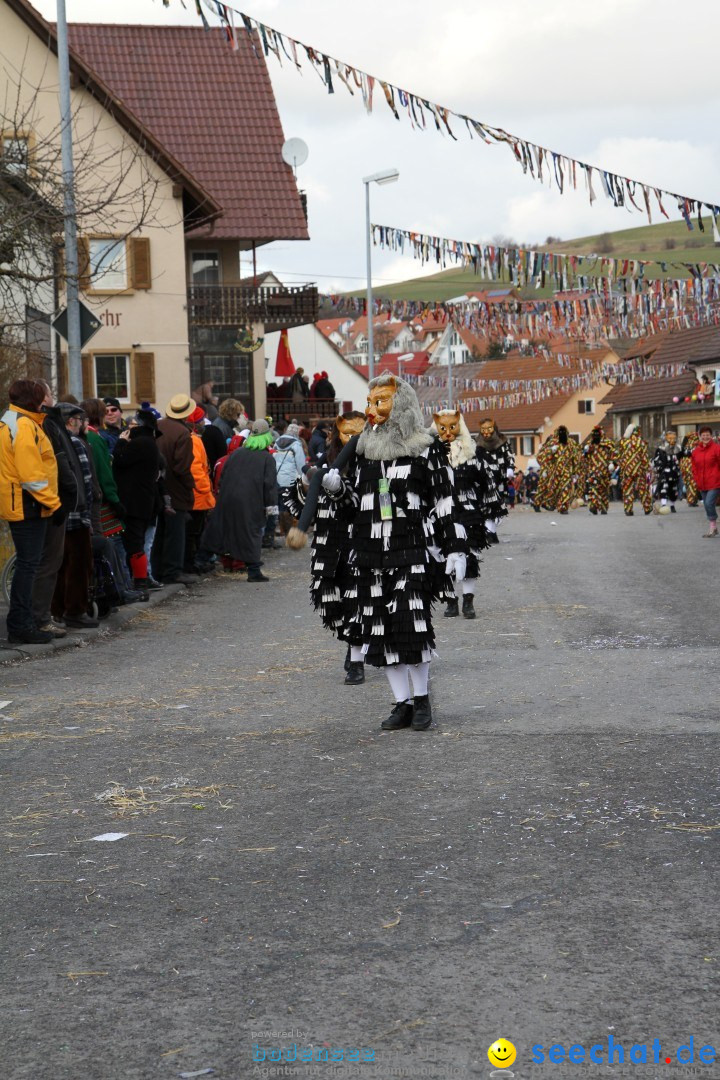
left=186, top=406, right=216, bottom=573
left=0, top=379, right=62, bottom=644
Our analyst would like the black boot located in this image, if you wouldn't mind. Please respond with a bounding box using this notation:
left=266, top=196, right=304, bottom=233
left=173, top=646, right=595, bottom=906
left=462, top=594, right=476, bottom=620
left=344, top=661, right=365, bottom=685
left=411, top=694, right=432, bottom=730
left=589, top=506, right=597, bottom=515
left=381, top=700, right=413, bottom=730
left=444, top=598, right=459, bottom=618
left=344, top=644, right=352, bottom=672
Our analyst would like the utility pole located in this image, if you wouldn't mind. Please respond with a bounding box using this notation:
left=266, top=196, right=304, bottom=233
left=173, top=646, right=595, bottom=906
left=56, top=0, right=83, bottom=398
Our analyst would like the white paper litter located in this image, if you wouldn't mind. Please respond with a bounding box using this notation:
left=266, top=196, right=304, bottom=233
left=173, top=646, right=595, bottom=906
left=0, top=700, right=12, bottom=709
left=88, top=832, right=129, bottom=842
left=179, top=1071, right=215, bottom=1078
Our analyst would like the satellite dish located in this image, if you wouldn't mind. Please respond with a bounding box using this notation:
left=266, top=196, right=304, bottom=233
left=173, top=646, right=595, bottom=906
left=282, top=138, right=309, bottom=174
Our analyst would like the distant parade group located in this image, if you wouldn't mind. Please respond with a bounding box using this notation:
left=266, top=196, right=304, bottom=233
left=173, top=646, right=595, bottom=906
left=286, top=374, right=720, bottom=731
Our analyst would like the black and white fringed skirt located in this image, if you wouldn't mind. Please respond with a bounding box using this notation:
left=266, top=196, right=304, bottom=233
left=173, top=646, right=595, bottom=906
left=341, top=451, right=454, bottom=668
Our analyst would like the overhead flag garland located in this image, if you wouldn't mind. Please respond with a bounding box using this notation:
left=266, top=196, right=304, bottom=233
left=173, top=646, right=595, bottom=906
left=371, top=223, right=720, bottom=292
left=319, top=288, right=720, bottom=343
left=195, top=1, right=720, bottom=231
left=406, top=358, right=692, bottom=416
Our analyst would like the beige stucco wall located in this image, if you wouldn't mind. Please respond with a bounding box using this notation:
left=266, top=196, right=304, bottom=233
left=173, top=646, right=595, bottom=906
left=3, top=5, right=189, bottom=410
left=511, top=380, right=615, bottom=471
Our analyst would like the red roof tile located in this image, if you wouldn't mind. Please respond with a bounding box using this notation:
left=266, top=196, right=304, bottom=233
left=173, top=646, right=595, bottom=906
left=644, top=324, right=720, bottom=369
left=462, top=396, right=574, bottom=433
left=6, top=0, right=219, bottom=220
left=317, top=318, right=350, bottom=338
left=601, top=372, right=697, bottom=411
left=356, top=353, right=432, bottom=378
left=67, top=23, right=309, bottom=242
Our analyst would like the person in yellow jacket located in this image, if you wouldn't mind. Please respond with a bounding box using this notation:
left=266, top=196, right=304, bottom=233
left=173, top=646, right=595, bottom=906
left=0, top=379, right=62, bottom=644
left=185, top=406, right=217, bottom=574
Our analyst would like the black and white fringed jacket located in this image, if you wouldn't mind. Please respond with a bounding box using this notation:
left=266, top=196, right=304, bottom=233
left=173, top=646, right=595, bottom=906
left=339, top=436, right=468, bottom=588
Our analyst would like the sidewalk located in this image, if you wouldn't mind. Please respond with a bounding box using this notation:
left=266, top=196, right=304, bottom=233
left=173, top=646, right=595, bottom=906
left=0, top=580, right=188, bottom=664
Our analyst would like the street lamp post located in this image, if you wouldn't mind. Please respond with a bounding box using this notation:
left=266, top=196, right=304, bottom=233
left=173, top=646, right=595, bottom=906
left=363, top=168, right=399, bottom=382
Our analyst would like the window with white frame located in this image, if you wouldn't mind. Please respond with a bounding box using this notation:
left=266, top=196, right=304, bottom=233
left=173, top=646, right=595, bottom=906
left=521, top=435, right=534, bottom=456
left=577, top=398, right=595, bottom=414
left=90, top=238, right=127, bottom=291
left=94, top=354, right=130, bottom=402
left=2, top=135, right=29, bottom=174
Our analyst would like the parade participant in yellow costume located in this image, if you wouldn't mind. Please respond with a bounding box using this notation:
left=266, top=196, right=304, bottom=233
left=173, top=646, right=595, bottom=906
left=617, top=424, right=652, bottom=516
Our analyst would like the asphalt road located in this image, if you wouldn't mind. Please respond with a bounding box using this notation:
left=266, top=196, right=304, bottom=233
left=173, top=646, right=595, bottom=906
left=2, top=502, right=719, bottom=1080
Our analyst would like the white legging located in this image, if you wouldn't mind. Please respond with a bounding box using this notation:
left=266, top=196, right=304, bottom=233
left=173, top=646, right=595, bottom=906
left=385, top=661, right=430, bottom=702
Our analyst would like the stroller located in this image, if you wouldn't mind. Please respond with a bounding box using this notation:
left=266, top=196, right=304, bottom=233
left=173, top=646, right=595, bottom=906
left=90, top=537, right=125, bottom=618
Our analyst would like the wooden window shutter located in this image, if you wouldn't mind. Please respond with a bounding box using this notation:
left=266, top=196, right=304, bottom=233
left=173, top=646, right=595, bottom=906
left=53, top=241, right=66, bottom=290
left=81, top=353, right=94, bottom=398
left=77, top=236, right=91, bottom=292
left=133, top=352, right=155, bottom=403
left=130, top=237, right=151, bottom=290
left=57, top=351, right=68, bottom=398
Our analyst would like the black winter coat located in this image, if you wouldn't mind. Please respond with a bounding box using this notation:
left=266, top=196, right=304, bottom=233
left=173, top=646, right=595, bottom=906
left=42, top=405, right=84, bottom=515
left=112, top=427, right=161, bottom=521
left=201, top=448, right=277, bottom=564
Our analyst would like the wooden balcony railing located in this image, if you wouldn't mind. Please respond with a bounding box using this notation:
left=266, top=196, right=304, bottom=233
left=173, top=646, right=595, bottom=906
left=265, top=398, right=339, bottom=425
left=187, top=283, right=319, bottom=332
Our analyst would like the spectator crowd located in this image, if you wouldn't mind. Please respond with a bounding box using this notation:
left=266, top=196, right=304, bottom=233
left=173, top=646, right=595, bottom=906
left=0, top=377, right=335, bottom=645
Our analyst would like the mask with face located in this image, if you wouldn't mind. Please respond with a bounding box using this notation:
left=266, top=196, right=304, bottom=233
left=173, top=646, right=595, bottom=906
left=433, top=409, right=461, bottom=443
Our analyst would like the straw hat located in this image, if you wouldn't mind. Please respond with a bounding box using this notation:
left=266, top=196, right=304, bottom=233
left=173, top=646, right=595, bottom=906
left=166, top=394, right=195, bottom=420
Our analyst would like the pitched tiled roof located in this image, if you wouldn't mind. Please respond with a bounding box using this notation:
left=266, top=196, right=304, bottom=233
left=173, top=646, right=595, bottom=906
left=348, top=318, right=406, bottom=344
left=67, top=23, right=309, bottom=242
left=356, top=352, right=432, bottom=378
left=317, top=318, right=350, bottom=338
left=645, top=324, right=720, bottom=368
left=463, top=396, right=574, bottom=434
left=601, top=372, right=696, bottom=412
left=607, top=334, right=666, bottom=361
left=7, top=0, right=220, bottom=221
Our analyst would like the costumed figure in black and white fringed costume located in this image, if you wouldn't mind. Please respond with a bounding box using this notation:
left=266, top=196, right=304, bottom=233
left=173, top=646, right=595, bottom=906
left=474, top=416, right=515, bottom=543
left=288, top=373, right=467, bottom=732
left=284, top=411, right=366, bottom=685
left=431, top=409, right=496, bottom=621
left=652, top=430, right=681, bottom=515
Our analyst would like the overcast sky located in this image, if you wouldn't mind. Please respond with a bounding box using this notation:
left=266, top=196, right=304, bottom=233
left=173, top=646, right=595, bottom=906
left=32, top=0, right=720, bottom=293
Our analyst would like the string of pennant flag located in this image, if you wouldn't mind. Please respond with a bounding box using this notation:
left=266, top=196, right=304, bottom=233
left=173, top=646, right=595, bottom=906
left=371, top=223, right=720, bottom=291
left=320, top=290, right=720, bottom=341
left=188, top=0, right=720, bottom=230
left=410, top=359, right=691, bottom=416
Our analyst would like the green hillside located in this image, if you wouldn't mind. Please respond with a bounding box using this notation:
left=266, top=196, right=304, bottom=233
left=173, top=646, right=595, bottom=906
left=345, top=216, right=720, bottom=303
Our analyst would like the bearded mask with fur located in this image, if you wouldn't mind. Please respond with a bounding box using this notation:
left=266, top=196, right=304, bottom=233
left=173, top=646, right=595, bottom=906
left=357, top=372, right=433, bottom=461
left=431, top=409, right=476, bottom=467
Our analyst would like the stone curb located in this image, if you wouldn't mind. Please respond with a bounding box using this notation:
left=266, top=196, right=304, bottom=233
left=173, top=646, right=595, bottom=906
left=0, top=580, right=192, bottom=664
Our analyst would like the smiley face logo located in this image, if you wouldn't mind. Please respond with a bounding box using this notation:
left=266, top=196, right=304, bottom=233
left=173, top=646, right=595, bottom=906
left=487, top=1039, right=517, bottom=1068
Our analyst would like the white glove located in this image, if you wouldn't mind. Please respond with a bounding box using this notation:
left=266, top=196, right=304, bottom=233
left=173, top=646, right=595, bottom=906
left=265, top=506, right=278, bottom=516
left=485, top=519, right=497, bottom=533
left=321, top=469, right=342, bottom=494
left=427, top=544, right=442, bottom=562
left=506, top=467, right=515, bottom=478
left=445, top=552, right=466, bottom=580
